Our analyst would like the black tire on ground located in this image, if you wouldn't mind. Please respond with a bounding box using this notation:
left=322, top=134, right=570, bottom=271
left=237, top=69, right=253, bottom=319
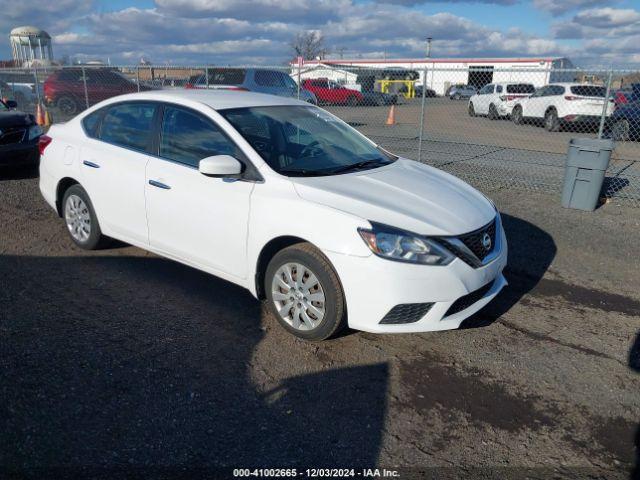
left=612, top=119, right=631, bottom=141
left=544, top=108, right=561, bottom=132
left=347, top=95, right=359, bottom=107
left=265, top=242, right=347, bottom=341
left=512, top=106, right=523, bottom=125
left=454, top=94, right=461, bottom=100
left=488, top=104, right=498, bottom=120
left=61, top=184, right=107, bottom=250
left=468, top=102, right=475, bottom=117
left=57, top=96, right=80, bottom=117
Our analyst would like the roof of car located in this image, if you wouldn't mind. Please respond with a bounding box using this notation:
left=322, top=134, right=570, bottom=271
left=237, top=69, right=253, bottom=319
left=98, top=89, right=309, bottom=110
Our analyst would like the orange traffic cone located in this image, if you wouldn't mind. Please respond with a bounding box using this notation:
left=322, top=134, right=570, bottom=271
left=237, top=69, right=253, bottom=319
left=385, top=104, right=396, bottom=125
left=44, top=109, right=52, bottom=127
left=35, top=103, right=45, bottom=126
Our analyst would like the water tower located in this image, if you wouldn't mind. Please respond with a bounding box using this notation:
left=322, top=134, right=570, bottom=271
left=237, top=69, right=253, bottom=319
left=10, top=26, right=54, bottom=67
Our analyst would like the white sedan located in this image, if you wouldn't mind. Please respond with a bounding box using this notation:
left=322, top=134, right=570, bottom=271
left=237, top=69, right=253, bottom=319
left=39, top=90, right=507, bottom=340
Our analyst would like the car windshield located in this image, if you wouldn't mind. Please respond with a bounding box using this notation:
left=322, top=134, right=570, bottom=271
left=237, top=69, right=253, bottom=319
left=220, top=105, right=395, bottom=176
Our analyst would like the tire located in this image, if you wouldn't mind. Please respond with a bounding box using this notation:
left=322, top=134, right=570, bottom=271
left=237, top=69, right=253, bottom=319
left=468, top=102, right=475, bottom=117
left=454, top=94, right=461, bottom=100
left=544, top=108, right=560, bottom=132
left=488, top=104, right=498, bottom=120
left=611, top=119, right=630, bottom=141
left=62, top=184, right=107, bottom=250
left=57, top=95, right=80, bottom=117
left=265, top=242, right=346, bottom=341
left=347, top=95, right=359, bottom=107
left=512, top=106, right=523, bottom=125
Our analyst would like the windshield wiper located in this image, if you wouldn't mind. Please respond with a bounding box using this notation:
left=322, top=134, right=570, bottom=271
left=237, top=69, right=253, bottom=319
left=278, top=168, right=331, bottom=177
left=325, top=159, right=389, bottom=175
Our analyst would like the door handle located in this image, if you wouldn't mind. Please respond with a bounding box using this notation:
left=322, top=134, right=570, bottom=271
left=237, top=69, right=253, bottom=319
left=82, top=160, right=100, bottom=168
left=148, top=179, right=171, bottom=190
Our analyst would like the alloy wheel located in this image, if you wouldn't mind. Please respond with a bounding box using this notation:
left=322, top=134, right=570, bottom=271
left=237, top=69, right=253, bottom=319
left=271, top=262, right=326, bottom=331
left=64, top=194, right=91, bottom=243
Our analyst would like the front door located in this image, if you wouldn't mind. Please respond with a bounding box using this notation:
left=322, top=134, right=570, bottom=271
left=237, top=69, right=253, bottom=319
left=145, top=104, right=254, bottom=278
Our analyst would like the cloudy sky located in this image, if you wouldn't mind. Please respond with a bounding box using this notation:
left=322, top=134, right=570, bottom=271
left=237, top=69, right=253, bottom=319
left=0, top=0, right=638, bottom=67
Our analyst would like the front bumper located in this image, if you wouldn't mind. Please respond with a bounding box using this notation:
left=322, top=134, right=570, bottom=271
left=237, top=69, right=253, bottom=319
left=325, top=220, right=508, bottom=333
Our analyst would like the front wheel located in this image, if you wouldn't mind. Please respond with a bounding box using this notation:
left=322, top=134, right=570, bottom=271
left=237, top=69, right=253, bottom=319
left=62, top=184, right=107, bottom=250
left=488, top=104, right=498, bottom=120
left=545, top=108, right=561, bottom=132
left=56, top=96, right=80, bottom=117
left=265, top=243, right=346, bottom=341
left=468, top=102, right=475, bottom=117
left=512, top=106, right=523, bottom=125
left=611, top=119, right=630, bottom=141
left=347, top=95, right=359, bottom=106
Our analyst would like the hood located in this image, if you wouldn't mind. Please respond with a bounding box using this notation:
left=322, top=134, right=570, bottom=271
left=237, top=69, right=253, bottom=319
left=292, top=159, right=496, bottom=236
left=0, top=110, right=34, bottom=128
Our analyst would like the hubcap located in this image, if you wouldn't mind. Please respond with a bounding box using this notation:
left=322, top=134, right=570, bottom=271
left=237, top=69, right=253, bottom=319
left=271, top=262, right=326, bottom=331
left=64, top=194, right=91, bottom=242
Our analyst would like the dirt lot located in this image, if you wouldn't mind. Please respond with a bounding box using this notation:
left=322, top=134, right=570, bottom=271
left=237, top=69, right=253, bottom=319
left=1, top=168, right=639, bottom=479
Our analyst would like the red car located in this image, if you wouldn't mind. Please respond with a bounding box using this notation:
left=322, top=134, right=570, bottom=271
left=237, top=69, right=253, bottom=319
left=44, top=68, right=145, bottom=117
left=302, top=78, right=363, bottom=106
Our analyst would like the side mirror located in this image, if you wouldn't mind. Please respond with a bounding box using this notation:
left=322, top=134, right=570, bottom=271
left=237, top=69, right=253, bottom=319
left=199, top=155, right=242, bottom=177
left=5, top=100, right=17, bottom=109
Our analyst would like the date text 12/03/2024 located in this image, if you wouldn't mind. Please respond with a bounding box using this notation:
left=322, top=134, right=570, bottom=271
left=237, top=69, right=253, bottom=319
left=233, top=468, right=400, bottom=478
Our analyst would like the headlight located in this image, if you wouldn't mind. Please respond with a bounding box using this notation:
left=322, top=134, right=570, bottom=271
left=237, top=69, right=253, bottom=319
left=28, top=125, right=43, bottom=141
left=358, top=223, right=454, bottom=266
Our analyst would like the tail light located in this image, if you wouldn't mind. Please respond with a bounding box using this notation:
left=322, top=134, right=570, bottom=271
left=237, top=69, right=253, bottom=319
left=38, top=135, right=52, bottom=155
left=185, top=83, right=195, bottom=89
left=615, top=92, right=627, bottom=104
left=500, top=95, right=522, bottom=102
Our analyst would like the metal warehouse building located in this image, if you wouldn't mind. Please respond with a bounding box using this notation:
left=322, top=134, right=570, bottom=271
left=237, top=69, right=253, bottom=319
left=293, top=57, right=575, bottom=96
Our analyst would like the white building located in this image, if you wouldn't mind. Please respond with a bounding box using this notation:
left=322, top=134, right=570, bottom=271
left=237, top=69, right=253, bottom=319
left=9, top=26, right=54, bottom=67
left=292, top=57, right=575, bottom=95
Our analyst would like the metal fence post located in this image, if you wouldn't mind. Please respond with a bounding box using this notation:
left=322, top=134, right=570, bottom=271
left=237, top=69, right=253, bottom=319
left=417, top=65, right=428, bottom=163
left=598, top=69, right=613, bottom=139
left=136, top=66, right=140, bottom=92
left=81, top=66, right=89, bottom=109
left=205, top=66, right=209, bottom=89
left=297, top=61, right=301, bottom=100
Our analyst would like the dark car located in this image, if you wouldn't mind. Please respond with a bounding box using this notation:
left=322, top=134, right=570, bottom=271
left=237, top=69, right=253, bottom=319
left=359, top=91, right=398, bottom=106
left=414, top=86, right=437, bottom=98
left=614, top=83, right=640, bottom=107
left=0, top=99, right=41, bottom=168
left=44, top=68, right=149, bottom=117
left=608, top=101, right=640, bottom=141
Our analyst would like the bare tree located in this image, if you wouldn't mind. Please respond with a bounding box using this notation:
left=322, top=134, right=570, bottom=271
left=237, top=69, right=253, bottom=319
left=290, top=31, right=328, bottom=60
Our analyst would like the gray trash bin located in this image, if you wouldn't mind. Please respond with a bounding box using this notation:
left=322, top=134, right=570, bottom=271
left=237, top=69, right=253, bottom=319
left=561, top=138, right=614, bottom=211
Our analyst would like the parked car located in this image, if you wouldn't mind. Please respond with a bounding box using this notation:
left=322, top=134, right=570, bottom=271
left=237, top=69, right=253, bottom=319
left=44, top=68, right=148, bottom=117
left=187, top=68, right=317, bottom=104
left=301, top=78, right=363, bottom=106
left=0, top=98, right=41, bottom=168
left=359, top=91, right=398, bottom=106
left=0, top=72, right=41, bottom=107
left=468, top=82, right=535, bottom=119
left=39, top=90, right=507, bottom=341
left=511, top=83, right=614, bottom=132
left=449, top=85, right=477, bottom=100
left=614, top=83, right=640, bottom=106
left=414, top=86, right=437, bottom=98
left=607, top=100, right=640, bottom=141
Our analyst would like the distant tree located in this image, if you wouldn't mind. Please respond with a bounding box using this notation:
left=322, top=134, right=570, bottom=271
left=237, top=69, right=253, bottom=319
left=290, top=31, right=328, bottom=61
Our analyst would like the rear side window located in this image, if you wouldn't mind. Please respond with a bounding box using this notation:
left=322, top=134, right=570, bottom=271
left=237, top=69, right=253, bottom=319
left=496, top=85, right=503, bottom=93
left=571, top=86, right=606, bottom=97
left=548, top=85, right=565, bottom=96
left=82, top=110, right=103, bottom=138
left=255, top=71, right=285, bottom=87
left=160, top=106, right=238, bottom=167
left=507, top=84, right=535, bottom=94
left=100, top=102, right=156, bottom=152
left=208, top=69, right=246, bottom=85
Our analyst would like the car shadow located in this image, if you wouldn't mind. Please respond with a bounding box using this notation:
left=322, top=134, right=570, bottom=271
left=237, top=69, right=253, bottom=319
left=0, top=254, right=388, bottom=474
left=630, top=332, right=640, bottom=479
left=460, top=212, right=557, bottom=329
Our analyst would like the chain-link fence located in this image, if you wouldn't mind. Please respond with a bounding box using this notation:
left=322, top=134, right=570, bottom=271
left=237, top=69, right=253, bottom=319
left=2, top=64, right=639, bottom=206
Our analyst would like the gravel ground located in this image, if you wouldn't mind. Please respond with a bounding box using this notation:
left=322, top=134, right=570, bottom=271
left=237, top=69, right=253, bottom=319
left=1, top=167, right=639, bottom=479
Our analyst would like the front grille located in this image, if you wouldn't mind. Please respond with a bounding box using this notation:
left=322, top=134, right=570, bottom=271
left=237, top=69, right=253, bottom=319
left=0, top=127, right=26, bottom=146
left=458, top=219, right=496, bottom=262
left=445, top=281, right=494, bottom=317
left=380, top=302, right=434, bottom=324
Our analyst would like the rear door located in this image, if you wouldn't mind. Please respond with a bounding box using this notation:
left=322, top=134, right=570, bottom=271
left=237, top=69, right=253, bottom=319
left=475, top=84, right=494, bottom=114
left=79, top=101, right=157, bottom=244
left=144, top=104, right=254, bottom=277
left=253, top=70, right=288, bottom=96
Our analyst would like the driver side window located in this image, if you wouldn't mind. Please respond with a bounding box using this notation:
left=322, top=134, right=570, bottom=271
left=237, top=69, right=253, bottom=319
left=160, top=106, right=238, bottom=168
